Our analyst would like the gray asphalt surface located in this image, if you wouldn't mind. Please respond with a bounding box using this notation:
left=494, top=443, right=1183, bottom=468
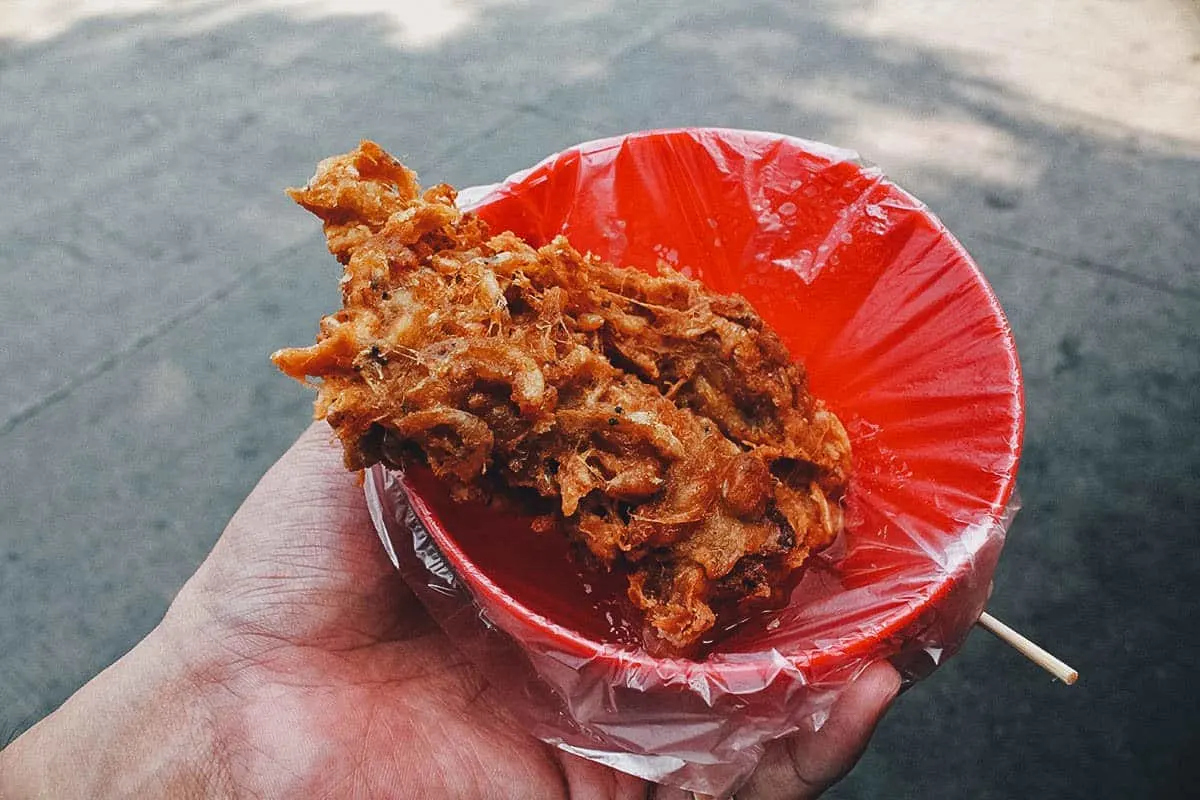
left=2, top=1, right=1198, bottom=797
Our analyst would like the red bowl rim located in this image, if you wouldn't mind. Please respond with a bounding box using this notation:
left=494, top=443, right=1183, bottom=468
left=391, top=126, right=1025, bottom=682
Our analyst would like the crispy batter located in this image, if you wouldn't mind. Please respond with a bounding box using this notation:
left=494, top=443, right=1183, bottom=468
left=273, top=141, right=852, bottom=653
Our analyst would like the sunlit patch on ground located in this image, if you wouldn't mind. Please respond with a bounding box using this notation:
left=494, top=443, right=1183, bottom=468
left=1, top=0, right=484, bottom=48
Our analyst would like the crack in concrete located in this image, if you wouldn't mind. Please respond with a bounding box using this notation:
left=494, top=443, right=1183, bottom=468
left=971, top=231, right=1200, bottom=302
left=0, top=237, right=313, bottom=439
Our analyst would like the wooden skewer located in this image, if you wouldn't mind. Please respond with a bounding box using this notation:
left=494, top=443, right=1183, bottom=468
left=976, top=611, right=1078, bottom=685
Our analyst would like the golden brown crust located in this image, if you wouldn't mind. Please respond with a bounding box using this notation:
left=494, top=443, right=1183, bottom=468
left=273, top=142, right=851, bottom=653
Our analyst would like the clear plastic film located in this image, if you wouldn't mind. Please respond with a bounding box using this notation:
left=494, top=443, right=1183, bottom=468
left=363, top=129, right=1025, bottom=797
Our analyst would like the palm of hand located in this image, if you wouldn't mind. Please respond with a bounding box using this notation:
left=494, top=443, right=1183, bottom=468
left=159, top=425, right=897, bottom=800
left=166, top=425, right=644, bottom=799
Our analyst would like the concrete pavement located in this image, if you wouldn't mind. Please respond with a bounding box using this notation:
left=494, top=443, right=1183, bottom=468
left=2, top=1, right=1198, bottom=796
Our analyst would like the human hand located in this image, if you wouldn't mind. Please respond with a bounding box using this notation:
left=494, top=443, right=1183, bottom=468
left=0, top=423, right=900, bottom=799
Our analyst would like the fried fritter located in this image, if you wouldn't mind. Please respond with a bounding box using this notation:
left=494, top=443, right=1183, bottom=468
left=273, top=141, right=851, bottom=653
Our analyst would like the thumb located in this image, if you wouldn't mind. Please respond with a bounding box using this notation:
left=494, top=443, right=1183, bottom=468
left=738, top=660, right=902, bottom=800
left=205, top=422, right=380, bottom=581
left=175, top=422, right=426, bottom=647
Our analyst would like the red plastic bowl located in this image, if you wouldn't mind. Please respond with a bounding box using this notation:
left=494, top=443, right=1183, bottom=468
left=373, top=127, right=1023, bottom=691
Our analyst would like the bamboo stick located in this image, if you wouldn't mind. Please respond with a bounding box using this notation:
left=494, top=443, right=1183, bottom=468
left=977, top=611, right=1078, bottom=685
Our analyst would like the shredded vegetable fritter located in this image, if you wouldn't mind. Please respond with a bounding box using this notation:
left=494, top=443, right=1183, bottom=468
left=273, top=141, right=851, bottom=653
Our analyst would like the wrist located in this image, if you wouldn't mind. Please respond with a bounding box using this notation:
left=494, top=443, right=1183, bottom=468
left=0, top=624, right=227, bottom=799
